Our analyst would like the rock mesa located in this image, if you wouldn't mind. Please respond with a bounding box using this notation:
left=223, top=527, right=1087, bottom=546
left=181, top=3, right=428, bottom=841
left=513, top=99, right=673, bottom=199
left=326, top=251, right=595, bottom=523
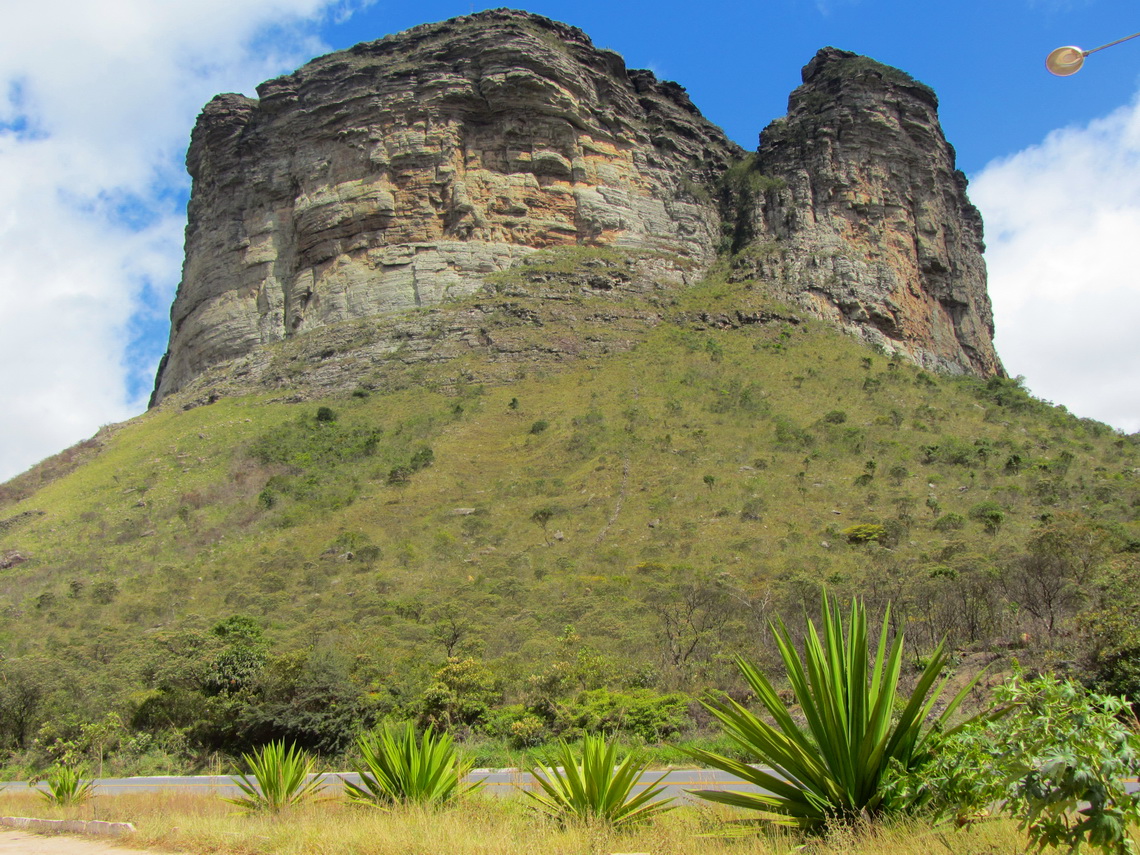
left=152, top=11, right=1001, bottom=405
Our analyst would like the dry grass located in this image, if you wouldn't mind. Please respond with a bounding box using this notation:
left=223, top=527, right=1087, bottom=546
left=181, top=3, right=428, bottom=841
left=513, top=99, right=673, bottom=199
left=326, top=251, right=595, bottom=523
left=0, top=789, right=1103, bottom=855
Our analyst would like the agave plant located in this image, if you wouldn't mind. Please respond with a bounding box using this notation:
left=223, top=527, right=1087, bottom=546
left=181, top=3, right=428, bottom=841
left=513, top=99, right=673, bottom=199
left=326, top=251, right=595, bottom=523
left=37, top=765, right=94, bottom=806
left=222, top=740, right=325, bottom=813
left=686, top=594, right=980, bottom=830
left=344, top=722, right=476, bottom=807
left=524, top=733, right=675, bottom=829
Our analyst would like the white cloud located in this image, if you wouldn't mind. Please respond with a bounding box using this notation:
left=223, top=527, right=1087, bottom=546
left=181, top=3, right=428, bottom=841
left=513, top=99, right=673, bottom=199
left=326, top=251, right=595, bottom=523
left=971, top=95, right=1140, bottom=434
left=0, top=1, right=358, bottom=481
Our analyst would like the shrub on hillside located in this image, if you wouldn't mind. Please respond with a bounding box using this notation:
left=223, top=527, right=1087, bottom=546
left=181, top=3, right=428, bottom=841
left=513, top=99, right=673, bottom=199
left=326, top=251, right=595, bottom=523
left=968, top=501, right=1005, bottom=534
left=932, top=512, right=966, bottom=531
left=842, top=523, right=886, bottom=544
left=558, top=688, right=692, bottom=743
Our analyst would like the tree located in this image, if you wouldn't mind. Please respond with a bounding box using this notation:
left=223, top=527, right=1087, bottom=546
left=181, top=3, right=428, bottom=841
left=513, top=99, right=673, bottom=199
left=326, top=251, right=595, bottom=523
left=530, top=506, right=556, bottom=544
left=239, top=647, right=371, bottom=755
left=0, top=660, right=45, bottom=750
left=643, top=572, right=741, bottom=678
left=1011, top=514, right=1114, bottom=638
left=420, top=657, right=500, bottom=729
left=201, top=616, right=268, bottom=696
left=428, top=604, right=477, bottom=657
left=1028, top=513, right=1116, bottom=579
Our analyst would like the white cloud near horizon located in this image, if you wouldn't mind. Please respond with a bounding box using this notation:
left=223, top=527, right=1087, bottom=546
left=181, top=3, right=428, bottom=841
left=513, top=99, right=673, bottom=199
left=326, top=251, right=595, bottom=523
left=971, top=94, right=1140, bottom=434
left=0, top=0, right=359, bottom=481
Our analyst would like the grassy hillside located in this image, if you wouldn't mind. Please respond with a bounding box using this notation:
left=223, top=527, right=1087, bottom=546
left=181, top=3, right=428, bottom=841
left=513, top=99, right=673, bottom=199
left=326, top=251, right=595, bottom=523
left=0, top=254, right=1137, bottom=774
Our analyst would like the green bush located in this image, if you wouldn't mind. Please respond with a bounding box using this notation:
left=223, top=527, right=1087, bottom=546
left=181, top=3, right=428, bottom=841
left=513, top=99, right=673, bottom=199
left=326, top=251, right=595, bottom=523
left=773, top=417, right=815, bottom=450
left=525, top=733, right=674, bottom=829
left=37, top=765, right=94, bottom=806
left=408, top=446, right=434, bottom=471
left=559, top=689, right=691, bottom=743
left=420, top=657, right=499, bottom=729
left=249, top=418, right=379, bottom=468
left=842, top=523, right=886, bottom=544
left=968, top=501, right=1005, bottom=533
left=932, top=512, right=966, bottom=531
left=1088, top=646, right=1140, bottom=715
left=345, top=722, right=475, bottom=807
left=685, top=595, right=980, bottom=831
left=901, top=671, right=1140, bottom=855
left=222, top=741, right=324, bottom=814
left=509, top=715, right=547, bottom=748
left=484, top=704, right=549, bottom=748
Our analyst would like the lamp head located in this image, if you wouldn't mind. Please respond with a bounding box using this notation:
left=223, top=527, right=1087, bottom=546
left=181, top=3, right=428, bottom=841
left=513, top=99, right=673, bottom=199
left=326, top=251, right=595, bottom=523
left=1046, top=45, right=1086, bottom=76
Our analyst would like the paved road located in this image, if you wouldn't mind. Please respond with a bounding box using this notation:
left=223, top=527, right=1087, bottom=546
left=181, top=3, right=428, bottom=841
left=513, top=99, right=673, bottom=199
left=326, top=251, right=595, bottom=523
left=8, top=768, right=761, bottom=803
left=10, top=770, right=1137, bottom=803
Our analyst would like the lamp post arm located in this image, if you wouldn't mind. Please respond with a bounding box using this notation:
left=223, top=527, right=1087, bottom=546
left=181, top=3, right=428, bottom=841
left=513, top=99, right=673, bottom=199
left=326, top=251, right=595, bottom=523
left=1084, top=30, right=1140, bottom=57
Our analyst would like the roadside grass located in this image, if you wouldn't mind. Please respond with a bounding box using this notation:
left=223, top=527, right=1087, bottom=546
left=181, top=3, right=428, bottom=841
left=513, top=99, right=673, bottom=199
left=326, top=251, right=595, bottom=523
left=0, top=789, right=1108, bottom=855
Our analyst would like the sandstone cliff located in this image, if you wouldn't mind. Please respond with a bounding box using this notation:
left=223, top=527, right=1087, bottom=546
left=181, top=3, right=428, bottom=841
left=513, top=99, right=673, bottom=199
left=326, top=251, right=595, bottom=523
left=152, top=10, right=740, bottom=403
left=736, top=48, right=1000, bottom=375
left=152, top=12, right=1001, bottom=405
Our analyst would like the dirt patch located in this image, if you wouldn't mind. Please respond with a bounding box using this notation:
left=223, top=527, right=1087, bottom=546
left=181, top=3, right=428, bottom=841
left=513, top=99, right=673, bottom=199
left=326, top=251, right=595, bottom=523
left=0, top=829, right=170, bottom=854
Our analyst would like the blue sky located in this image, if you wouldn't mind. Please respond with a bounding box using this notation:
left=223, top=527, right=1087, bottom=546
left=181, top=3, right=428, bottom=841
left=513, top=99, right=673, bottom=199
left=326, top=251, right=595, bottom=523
left=322, top=1, right=1140, bottom=174
left=1, top=0, right=1138, bottom=480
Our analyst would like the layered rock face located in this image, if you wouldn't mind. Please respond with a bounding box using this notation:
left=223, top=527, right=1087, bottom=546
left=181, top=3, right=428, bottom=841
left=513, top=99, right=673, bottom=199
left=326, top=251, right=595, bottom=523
left=739, top=48, right=1000, bottom=375
left=152, top=10, right=740, bottom=403
left=152, top=16, right=1002, bottom=405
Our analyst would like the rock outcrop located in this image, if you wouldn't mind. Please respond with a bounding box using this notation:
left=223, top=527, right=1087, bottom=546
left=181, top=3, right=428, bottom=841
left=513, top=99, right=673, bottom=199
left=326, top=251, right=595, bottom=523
left=738, top=48, right=1000, bottom=375
left=152, top=14, right=1002, bottom=405
left=152, top=10, right=740, bottom=403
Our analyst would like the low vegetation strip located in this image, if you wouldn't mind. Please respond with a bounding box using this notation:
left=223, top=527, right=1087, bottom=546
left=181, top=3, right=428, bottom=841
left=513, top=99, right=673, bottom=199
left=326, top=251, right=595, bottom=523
left=2, top=791, right=1129, bottom=855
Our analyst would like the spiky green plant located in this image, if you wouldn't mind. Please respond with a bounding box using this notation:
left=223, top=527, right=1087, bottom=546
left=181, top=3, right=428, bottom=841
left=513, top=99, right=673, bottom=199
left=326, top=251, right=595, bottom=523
left=37, top=765, right=94, bottom=806
left=221, top=740, right=325, bottom=813
left=686, top=594, right=981, bottom=831
left=343, top=722, right=476, bottom=807
left=524, top=733, right=675, bottom=829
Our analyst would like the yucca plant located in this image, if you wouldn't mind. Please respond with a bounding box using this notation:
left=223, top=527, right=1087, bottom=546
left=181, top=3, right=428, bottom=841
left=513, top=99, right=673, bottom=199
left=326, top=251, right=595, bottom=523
left=686, top=594, right=981, bottom=831
left=222, top=740, right=325, bottom=813
left=524, top=733, right=675, bottom=829
left=37, top=765, right=94, bottom=805
left=344, top=722, right=475, bottom=807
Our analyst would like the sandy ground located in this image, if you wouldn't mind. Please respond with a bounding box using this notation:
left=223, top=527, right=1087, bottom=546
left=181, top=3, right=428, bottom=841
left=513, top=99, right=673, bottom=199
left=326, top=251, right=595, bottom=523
left=0, top=829, right=169, bottom=854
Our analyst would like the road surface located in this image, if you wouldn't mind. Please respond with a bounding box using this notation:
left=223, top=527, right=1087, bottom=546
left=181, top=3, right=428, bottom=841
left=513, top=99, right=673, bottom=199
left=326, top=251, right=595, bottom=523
left=9, top=770, right=1139, bottom=801
left=8, top=767, right=763, bottom=802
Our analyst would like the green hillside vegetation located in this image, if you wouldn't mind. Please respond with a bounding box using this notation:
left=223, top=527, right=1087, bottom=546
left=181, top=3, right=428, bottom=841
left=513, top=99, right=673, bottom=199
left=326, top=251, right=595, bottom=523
left=0, top=250, right=1138, bottom=776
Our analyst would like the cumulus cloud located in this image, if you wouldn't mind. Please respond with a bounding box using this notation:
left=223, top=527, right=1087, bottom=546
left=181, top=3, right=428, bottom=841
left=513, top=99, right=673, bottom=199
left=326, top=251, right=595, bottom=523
left=971, top=95, right=1140, bottom=434
left=0, top=0, right=359, bottom=480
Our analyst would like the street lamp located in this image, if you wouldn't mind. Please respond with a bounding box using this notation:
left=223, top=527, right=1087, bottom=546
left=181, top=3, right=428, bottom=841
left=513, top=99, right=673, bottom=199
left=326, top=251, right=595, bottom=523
left=1047, top=30, right=1140, bottom=76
